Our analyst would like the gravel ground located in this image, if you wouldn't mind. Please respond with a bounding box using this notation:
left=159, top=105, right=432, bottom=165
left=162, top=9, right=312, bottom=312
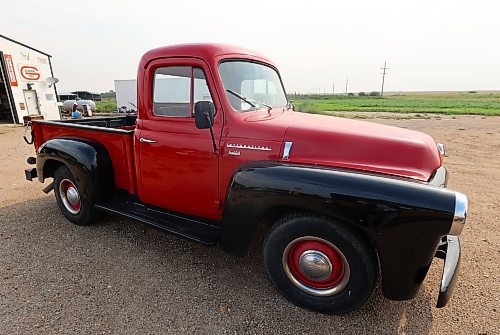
left=0, top=115, right=498, bottom=335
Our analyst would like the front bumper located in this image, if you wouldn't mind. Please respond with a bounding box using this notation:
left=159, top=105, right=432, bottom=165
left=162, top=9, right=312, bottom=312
left=435, top=235, right=461, bottom=307
left=429, top=165, right=467, bottom=307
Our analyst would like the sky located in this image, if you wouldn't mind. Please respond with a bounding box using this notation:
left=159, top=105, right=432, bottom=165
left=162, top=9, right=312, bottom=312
left=1, top=0, right=499, bottom=94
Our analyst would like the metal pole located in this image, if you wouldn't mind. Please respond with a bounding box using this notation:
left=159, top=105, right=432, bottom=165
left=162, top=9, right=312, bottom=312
left=380, top=61, right=389, bottom=96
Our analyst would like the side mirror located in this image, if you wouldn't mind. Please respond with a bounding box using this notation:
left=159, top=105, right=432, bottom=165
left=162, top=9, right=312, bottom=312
left=194, top=101, right=215, bottom=129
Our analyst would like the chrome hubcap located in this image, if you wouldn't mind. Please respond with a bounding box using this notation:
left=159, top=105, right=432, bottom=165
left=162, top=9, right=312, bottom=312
left=66, top=186, right=79, bottom=205
left=298, top=250, right=333, bottom=281
left=282, top=236, right=351, bottom=297
left=59, top=179, right=81, bottom=215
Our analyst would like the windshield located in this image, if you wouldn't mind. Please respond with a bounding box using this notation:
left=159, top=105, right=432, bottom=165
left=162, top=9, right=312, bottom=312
left=219, top=61, right=288, bottom=112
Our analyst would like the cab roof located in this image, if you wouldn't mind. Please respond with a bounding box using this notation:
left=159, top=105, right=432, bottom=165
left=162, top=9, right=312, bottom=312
left=139, top=43, right=275, bottom=68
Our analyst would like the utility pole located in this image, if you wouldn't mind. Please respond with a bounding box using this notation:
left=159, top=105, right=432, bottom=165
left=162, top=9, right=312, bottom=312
left=380, top=61, right=389, bottom=96
left=332, top=82, right=335, bottom=95
left=345, top=76, right=349, bottom=95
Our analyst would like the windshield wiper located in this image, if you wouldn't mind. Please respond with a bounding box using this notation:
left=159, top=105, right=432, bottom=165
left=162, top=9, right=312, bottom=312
left=226, top=89, right=272, bottom=111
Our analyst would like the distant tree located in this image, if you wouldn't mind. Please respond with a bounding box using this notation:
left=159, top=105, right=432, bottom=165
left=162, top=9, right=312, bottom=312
left=369, top=91, right=380, bottom=96
left=358, top=92, right=366, bottom=96
left=101, top=90, right=116, bottom=99
left=348, top=92, right=355, bottom=96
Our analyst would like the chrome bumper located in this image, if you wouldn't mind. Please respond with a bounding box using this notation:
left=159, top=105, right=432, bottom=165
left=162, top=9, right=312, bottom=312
left=435, top=235, right=461, bottom=307
left=433, top=191, right=467, bottom=307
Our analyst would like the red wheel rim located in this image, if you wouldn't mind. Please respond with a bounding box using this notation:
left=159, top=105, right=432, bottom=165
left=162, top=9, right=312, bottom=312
left=59, top=179, right=81, bottom=214
left=282, top=236, right=350, bottom=296
left=288, top=240, right=345, bottom=288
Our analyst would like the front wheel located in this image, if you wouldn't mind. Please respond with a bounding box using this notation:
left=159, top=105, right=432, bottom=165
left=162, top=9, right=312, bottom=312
left=263, top=213, right=378, bottom=314
left=54, top=165, right=96, bottom=226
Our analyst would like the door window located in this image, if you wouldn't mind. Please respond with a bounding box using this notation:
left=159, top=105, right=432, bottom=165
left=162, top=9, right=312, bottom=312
left=153, top=66, right=213, bottom=117
left=193, top=68, right=213, bottom=115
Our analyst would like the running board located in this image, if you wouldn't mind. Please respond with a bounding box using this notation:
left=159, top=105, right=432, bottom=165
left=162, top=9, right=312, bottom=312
left=95, top=192, right=220, bottom=246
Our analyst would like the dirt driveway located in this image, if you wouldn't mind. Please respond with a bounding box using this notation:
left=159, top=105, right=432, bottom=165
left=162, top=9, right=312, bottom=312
left=0, top=115, right=498, bottom=334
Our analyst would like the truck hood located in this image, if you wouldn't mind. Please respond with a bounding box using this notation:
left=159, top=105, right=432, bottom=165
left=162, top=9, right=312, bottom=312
left=277, top=112, right=441, bottom=181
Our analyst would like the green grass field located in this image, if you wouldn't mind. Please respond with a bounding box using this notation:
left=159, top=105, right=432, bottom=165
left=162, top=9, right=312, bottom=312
left=95, top=99, right=117, bottom=113
left=94, top=92, right=500, bottom=115
left=291, top=92, right=500, bottom=116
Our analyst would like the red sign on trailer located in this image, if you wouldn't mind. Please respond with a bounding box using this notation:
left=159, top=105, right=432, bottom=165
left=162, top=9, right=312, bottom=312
left=3, top=54, right=18, bottom=87
left=19, top=65, right=41, bottom=81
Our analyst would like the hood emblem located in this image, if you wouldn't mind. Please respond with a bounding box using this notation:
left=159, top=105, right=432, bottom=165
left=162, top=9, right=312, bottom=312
left=282, top=142, right=293, bottom=160
left=227, top=143, right=272, bottom=151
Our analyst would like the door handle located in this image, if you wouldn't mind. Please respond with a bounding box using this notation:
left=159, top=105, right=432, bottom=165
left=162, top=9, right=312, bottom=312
left=140, top=137, right=157, bottom=143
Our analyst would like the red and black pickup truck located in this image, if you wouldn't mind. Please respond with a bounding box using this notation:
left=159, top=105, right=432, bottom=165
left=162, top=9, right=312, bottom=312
left=24, top=44, right=467, bottom=314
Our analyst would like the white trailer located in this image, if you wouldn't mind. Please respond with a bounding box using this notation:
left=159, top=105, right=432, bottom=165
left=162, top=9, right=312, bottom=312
left=114, top=79, right=137, bottom=112
left=0, top=34, right=60, bottom=124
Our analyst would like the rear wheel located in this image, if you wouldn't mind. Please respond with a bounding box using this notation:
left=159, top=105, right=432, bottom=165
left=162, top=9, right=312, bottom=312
left=54, top=165, right=95, bottom=226
left=263, top=213, right=378, bottom=314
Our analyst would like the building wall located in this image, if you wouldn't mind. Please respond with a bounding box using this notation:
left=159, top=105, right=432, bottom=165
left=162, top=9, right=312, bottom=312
left=0, top=37, right=60, bottom=123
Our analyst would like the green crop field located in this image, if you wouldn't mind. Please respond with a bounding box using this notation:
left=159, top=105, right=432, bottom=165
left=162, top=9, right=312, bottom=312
left=95, top=99, right=117, bottom=113
left=290, top=92, right=500, bottom=116
left=94, top=92, right=500, bottom=116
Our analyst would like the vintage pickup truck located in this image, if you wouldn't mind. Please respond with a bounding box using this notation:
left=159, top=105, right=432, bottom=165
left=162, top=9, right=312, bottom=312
left=24, top=44, right=467, bottom=314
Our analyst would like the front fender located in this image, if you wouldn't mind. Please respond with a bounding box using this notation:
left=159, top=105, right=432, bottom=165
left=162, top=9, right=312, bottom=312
left=36, top=138, right=114, bottom=201
left=220, top=162, right=456, bottom=300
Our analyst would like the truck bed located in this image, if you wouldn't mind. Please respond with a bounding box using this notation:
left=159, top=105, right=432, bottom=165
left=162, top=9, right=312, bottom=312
left=49, top=114, right=137, bottom=130
left=31, top=115, right=137, bottom=193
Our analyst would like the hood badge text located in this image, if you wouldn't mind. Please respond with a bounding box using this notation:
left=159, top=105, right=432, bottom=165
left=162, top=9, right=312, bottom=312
left=227, top=143, right=272, bottom=152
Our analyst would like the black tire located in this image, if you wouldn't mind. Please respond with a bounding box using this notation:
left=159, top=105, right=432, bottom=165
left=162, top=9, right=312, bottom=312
left=54, top=165, right=95, bottom=226
left=263, top=213, right=378, bottom=314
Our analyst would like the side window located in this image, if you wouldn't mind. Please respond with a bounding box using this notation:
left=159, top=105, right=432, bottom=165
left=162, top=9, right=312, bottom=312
left=153, top=66, right=191, bottom=117
left=153, top=66, right=213, bottom=117
left=193, top=67, right=213, bottom=114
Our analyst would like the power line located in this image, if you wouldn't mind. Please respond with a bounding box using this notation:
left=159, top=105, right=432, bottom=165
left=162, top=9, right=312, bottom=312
left=380, top=61, right=389, bottom=96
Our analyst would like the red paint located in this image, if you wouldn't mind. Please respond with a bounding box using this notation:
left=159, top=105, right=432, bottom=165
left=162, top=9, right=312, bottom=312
left=32, top=122, right=135, bottom=193
left=62, top=180, right=81, bottom=212
left=3, top=54, right=18, bottom=86
left=34, top=43, right=442, bottom=221
left=288, top=240, right=346, bottom=288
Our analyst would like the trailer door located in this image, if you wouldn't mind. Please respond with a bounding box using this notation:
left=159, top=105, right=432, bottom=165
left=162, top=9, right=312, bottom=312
left=23, top=90, right=40, bottom=115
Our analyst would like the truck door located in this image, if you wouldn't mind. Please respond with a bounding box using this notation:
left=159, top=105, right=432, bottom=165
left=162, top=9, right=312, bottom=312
left=137, top=58, right=222, bottom=220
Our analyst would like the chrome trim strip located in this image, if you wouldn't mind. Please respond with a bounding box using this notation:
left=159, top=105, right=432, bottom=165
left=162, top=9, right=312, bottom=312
left=450, top=192, right=468, bottom=235
left=437, top=143, right=445, bottom=156
left=282, top=141, right=293, bottom=160
left=227, top=143, right=272, bottom=151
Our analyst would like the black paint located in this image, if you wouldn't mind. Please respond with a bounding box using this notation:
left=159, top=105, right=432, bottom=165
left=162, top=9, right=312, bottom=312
left=220, top=162, right=456, bottom=300
left=36, top=138, right=114, bottom=202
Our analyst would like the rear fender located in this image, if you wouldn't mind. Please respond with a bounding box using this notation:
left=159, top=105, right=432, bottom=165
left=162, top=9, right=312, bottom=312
left=36, top=138, right=114, bottom=201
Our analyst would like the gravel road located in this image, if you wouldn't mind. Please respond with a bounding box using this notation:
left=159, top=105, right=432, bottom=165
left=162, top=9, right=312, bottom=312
left=0, top=115, right=498, bottom=334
